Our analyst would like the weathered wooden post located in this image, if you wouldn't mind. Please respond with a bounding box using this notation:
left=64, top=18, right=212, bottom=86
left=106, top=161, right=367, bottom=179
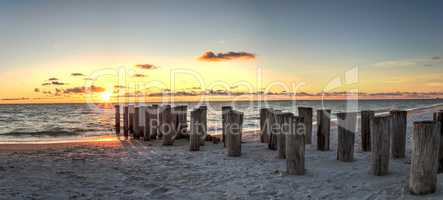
left=286, top=116, right=305, bottom=175
left=133, top=106, right=141, bottom=139
left=190, top=108, right=203, bottom=151
left=143, top=106, right=152, bottom=141
left=174, top=105, right=188, bottom=139
left=139, top=106, right=146, bottom=140
left=161, top=105, right=176, bottom=145
left=260, top=108, right=272, bottom=143
left=114, top=105, right=120, bottom=134
left=150, top=105, right=159, bottom=139
left=199, top=106, right=208, bottom=146
left=409, top=121, right=441, bottom=195
left=390, top=110, right=407, bottom=159
left=361, top=110, right=375, bottom=152
left=317, top=109, right=331, bottom=151
left=268, top=110, right=280, bottom=150
left=278, top=112, right=293, bottom=159
left=433, top=111, right=443, bottom=173
left=337, top=112, right=357, bottom=162
left=123, top=105, right=129, bottom=138
left=128, top=105, right=135, bottom=135
left=222, top=106, right=233, bottom=147
left=370, top=115, right=391, bottom=176
left=225, top=110, right=243, bottom=157
left=298, top=107, right=313, bottom=144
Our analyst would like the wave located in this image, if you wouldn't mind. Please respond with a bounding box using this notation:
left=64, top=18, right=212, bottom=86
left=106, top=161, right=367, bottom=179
left=0, top=128, right=108, bottom=137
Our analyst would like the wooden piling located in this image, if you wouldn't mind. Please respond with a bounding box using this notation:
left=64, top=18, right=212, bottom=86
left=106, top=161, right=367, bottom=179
left=317, top=109, right=331, bottom=151
left=361, top=110, right=375, bottom=152
left=133, top=106, right=141, bottom=139
left=278, top=112, right=293, bottom=159
left=199, top=106, right=207, bottom=146
left=337, top=112, right=357, bottom=162
left=123, top=106, right=129, bottom=138
left=114, top=105, right=120, bottom=134
left=298, top=107, right=313, bottom=144
left=433, top=111, right=443, bottom=173
left=409, top=121, right=441, bottom=195
left=268, top=110, right=280, bottom=150
left=161, top=105, right=175, bottom=145
left=286, top=116, right=305, bottom=175
left=128, top=105, right=135, bottom=135
left=139, top=106, right=146, bottom=140
left=370, top=115, right=391, bottom=176
left=222, top=106, right=233, bottom=147
left=146, top=106, right=158, bottom=140
left=174, top=105, right=188, bottom=139
left=189, top=108, right=203, bottom=151
left=390, top=110, right=407, bottom=159
left=260, top=108, right=272, bottom=143
left=143, top=106, right=152, bottom=141
left=225, top=110, right=243, bottom=157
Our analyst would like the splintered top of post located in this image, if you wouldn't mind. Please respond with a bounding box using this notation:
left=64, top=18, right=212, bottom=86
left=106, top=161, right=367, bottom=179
left=390, top=110, right=407, bottom=114
left=222, top=105, right=233, bottom=109
left=372, top=114, right=391, bottom=122
left=279, top=112, right=294, bottom=117
left=298, top=107, right=313, bottom=111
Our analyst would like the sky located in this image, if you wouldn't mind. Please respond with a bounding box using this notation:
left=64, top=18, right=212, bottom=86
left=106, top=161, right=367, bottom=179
left=0, top=0, right=443, bottom=103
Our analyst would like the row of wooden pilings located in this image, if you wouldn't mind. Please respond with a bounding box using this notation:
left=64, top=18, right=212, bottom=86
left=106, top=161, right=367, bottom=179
left=114, top=105, right=443, bottom=195
left=114, top=104, right=243, bottom=155
left=261, top=107, right=443, bottom=195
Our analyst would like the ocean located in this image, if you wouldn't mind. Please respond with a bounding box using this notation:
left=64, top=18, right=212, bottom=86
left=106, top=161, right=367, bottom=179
left=1, top=99, right=442, bottom=142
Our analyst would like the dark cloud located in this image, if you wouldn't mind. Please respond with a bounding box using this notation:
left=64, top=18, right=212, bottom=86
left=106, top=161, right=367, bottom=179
left=48, top=77, right=58, bottom=81
left=135, top=64, right=158, bottom=70
left=34, top=88, right=40, bottom=92
left=63, top=86, right=105, bottom=94
left=432, top=56, right=441, bottom=60
left=51, top=81, right=65, bottom=85
left=132, top=74, right=146, bottom=78
left=71, top=73, right=85, bottom=76
left=198, top=51, right=255, bottom=62
left=43, top=91, right=52, bottom=95
left=42, top=83, right=51, bottom=86
left=114, top=85, right=126, bottom=89
left=424, top=64, right=433, bottom=67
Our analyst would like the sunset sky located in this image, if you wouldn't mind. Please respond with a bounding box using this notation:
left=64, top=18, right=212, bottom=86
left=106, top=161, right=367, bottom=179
left=1, top=0, right=443, bottom=103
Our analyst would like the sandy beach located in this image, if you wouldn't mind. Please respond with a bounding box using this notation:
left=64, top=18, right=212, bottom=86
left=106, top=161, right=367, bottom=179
left=1, top=106, right=443, bottom=200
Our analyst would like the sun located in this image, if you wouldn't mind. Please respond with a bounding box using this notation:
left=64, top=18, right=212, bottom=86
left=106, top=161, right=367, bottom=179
left=100, top=91, right=112, bottom=102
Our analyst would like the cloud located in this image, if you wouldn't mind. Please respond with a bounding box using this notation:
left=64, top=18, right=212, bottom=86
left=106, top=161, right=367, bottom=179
left=42, top=83, right=51, bottom=86
left=63, top=86, right=105, bottom=94
left=432, top=56, right=441, bottom=60
left=132, top=74, right=146, bottom=78
left=84, top=77, right=96, bottom=81
left=135, top=64, right=158, bottom=70
left=373, top=60, right=416, bottom=68
left=71, top=73, right=85, bottom=76
left=198, top=51, right=256, bottom=62
left=48, top=77, right=58, bottom=81
left=0, top=97, right=30, bottom=101
left=34, top=88, right=40, bottom=92
left=114, top=85, right=126, bottom=89
left=51, top=81, right=65, bottom=85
